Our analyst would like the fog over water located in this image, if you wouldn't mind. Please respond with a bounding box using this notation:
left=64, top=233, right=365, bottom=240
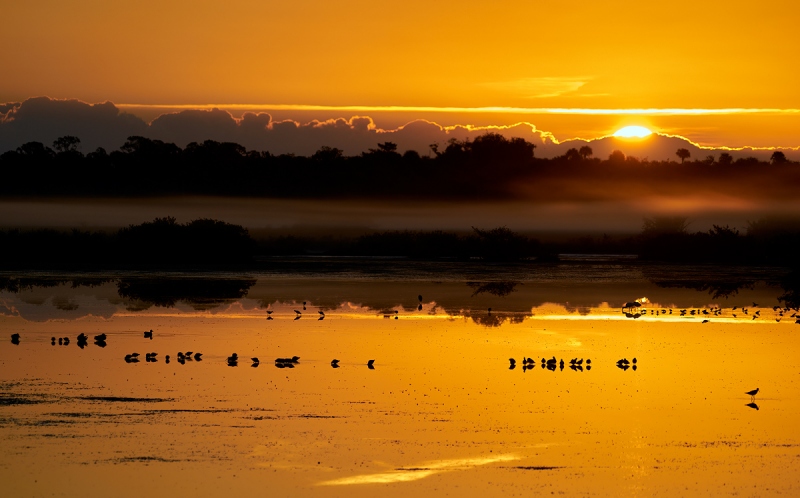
left=2, top=197, right=799, bottom=234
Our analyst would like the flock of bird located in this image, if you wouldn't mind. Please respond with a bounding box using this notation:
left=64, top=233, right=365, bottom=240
left=623, top=301, right=800, bottom=323
left=509, top=356, right=593, bottom=372
left=7, top=294, right=767, bottom=403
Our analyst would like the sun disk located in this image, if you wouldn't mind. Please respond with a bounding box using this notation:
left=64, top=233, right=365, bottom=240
left=613, top=126, right=653, bottom=138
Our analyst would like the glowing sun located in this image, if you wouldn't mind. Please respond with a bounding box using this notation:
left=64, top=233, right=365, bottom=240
left=613, top=126, right=653, bottom=138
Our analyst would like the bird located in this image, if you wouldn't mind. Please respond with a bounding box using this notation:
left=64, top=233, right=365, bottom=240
left=193, top=352, right=203, bottom=361
left=251, top=357, right=260, bottom=367
left=291, top=356, right=300, bottom=363
left=418, top=295, right=423, bottom=302
left=702, top=319, right=709, bottom=323
left=59, top=337, right=63, bottom=345
left=367, top=359, right=375, bottom=369
left=509, top=358, right=516, bottom=366
left=331, top=359, right=340, bottom=368
left=294, top=310, right=302, bottom=315
left=94, top=333, right=107, bottom=341
left=266, top=310, right=273, bottom=315
left=165, top=355, right=170, bottom=363
left=745, top=388, right=759, bottom=401
left=51, top=337, right=56, bottom=345
left=144, top=330, right=153, bottom=339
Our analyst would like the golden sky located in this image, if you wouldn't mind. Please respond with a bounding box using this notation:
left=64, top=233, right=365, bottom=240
left=2, top=0, right=799, bottom=145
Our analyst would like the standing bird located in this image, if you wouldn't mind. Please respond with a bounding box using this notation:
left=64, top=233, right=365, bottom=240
left=418, top=295, right=423, bottom=302
left=144, top=330, right=153, bottom=340
left=367, top=359, right=375, bottom=369
left=331, top=359, right=340, bottom=368
left=745, top=388, right=759, bottom=401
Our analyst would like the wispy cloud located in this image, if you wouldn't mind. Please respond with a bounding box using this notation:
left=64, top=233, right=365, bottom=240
left=115, top=103, right=800, bottom=116
left=317, top=453, right=520, bottom=486
left=480, top=77, right=591, bottom=98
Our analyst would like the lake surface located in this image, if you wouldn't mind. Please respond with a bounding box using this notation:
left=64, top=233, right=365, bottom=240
left=1, top=262, right=799, bottom=497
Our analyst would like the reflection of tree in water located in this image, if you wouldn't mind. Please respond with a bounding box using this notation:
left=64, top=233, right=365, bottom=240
left=562, top=304, right=592, bottom=315
left=465, top=312, right=527, bottom=328
left=779, top=270, right=800, bottom=308
left=467, top=281, right=520, bottom=297
left=651, top=279, right=754, bottom=300
left=117, top=278, right=257, bottom=311
left=0, top=277, right=111, bottom=293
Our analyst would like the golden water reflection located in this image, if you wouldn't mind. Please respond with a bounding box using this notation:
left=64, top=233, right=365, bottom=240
left=1, top=271, right=799, bottom=497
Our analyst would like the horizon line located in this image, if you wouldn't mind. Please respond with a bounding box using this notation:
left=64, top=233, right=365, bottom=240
left=115, top=104, right=800, bottom=116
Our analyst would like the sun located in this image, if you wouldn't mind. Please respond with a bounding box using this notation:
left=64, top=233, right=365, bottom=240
left=613, top=126, right=653, bottom=138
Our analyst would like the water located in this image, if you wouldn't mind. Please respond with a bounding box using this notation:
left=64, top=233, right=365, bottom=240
left=1, top=263, right=799, bottom=497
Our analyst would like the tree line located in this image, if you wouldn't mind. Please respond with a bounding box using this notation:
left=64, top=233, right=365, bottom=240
left=0, top=135, right=796, bottom=200
left=3, top=216, right=800, bottom=270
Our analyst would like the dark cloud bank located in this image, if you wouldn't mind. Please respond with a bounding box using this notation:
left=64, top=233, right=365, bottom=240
left=1, top=97, right=796, bottom=161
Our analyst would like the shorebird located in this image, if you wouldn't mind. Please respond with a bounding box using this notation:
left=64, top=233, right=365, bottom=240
left=509, top=358, right=516, bottom=366
left=746, top=388, right=759, bottom=401
left=94, top=333, right=107, bottom=341
left=418, top=295, right=423, bottom=302
left=331, top=359, right=340, bottom=368
left=144, top=330, right=153, bottom=339
left=367, top=359, right=375, bottom=369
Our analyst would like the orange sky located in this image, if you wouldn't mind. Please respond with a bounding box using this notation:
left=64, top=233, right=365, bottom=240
left=2, top=0, right=799, bottom=146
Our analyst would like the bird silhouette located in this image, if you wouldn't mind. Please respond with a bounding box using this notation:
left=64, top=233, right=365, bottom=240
left=745, top=402, right=759, bottom=410
left=745, top=388, right=759, bottom=400
left=144, top=330, right=153, bottom=339
left=367, top=359, right=375, bottom=369
left=331, top=359, right=340, bottom=368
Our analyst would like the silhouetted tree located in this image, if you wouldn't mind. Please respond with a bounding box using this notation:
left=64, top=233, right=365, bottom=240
left=718, top=152, right=733, bottom=166
left=564, top=148, right=581, bottom=161
left=676, top=148, right=691, bottom=163
left=17, top=141, right=54, bottom=158
left=579, top=145, right=593, bottom=159
left=608, top=150, right=626, bottom=163
left=312, top=146, right=343, bottom=162
left=52, top=136, right=81, bottom=153
left=770, top=151, right=787, bottom=164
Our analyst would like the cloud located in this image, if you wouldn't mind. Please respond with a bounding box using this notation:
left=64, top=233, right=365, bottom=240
left=0, top=97, right=797, bottom=160
left=0, top=97, right=147, bottom=153
left=481, top=77, right=591, bottom=98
